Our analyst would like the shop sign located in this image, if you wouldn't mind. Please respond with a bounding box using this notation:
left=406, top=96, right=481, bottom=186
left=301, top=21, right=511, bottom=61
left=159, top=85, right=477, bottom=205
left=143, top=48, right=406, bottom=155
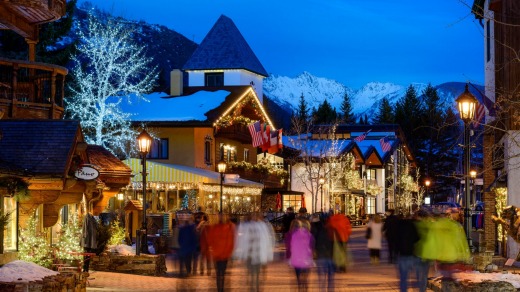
left=224, top=174, right=240, bottom=184
left=75, top=165, right=100, bottom=180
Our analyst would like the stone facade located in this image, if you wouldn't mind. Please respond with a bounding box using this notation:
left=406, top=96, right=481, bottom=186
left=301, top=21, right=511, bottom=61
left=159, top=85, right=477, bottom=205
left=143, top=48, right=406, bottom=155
left=483, top=130, right=497, bottom=253
left=90, top=253, right=166, bottom=276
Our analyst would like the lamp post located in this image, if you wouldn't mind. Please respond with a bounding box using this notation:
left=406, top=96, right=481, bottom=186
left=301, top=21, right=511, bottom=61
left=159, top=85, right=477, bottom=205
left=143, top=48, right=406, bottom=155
left=218, top=160, right=227, bottom=214
left=425, top=179, right=431, bottom=205
left=456, top=84, right=478, bottom=251
left=319, top=176, right=325, bottom=211
left=137, top=129, right=152, bottom=255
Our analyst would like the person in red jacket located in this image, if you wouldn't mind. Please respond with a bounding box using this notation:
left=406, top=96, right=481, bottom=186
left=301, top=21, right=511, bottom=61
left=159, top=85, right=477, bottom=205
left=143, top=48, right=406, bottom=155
left=201, top=215, right=235, bottom=292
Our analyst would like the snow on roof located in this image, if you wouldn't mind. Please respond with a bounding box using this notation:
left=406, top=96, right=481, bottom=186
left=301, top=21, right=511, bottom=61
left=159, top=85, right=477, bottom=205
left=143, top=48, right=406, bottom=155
left=121, top=90, right=230, bottom=122
left=283, top=131, right=395, bottom=158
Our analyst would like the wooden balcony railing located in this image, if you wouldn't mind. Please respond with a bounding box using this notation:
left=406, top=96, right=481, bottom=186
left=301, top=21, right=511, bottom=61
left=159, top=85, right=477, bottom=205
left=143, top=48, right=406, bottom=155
left=216, top=124, right=252, bottom=143
left=0, top=57, right=67, bottom=119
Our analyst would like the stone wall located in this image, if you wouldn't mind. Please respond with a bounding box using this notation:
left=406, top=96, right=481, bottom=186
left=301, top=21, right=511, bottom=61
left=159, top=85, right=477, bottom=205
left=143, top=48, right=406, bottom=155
left=90, top=253, right=166, bottom=276
left=0, top=271, right=88, bottom=292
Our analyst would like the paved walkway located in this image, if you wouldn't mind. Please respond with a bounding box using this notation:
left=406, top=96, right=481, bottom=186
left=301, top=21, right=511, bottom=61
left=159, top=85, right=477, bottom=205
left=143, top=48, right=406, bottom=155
left=87, top=226, right=433, bottom=291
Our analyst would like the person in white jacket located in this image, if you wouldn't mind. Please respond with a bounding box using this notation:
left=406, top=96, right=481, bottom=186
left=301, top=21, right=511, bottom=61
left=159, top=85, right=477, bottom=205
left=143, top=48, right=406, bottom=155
left=367, top=214, right=383, bottom=265
left=234, top=212, right=275, bottom=291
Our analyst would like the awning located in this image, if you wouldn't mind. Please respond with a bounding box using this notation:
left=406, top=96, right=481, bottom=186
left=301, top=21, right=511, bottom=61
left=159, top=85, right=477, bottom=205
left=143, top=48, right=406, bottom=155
left=123, top=158, right=263, bottom=194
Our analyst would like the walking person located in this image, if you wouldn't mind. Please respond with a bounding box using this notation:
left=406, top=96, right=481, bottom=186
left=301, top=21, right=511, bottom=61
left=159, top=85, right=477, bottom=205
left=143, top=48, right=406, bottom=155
left=311, top=213, right=335, bottom=291
left=383, top=209, right=399, bottom=264
left=366, top=214, right=383, bottom=265
left=203, top=214, right=235, bottom=292
left=234, top=212, right=275, bottom=292
left=396, top=214, right=420, bottom=292
left=287, top=217, right=314, bottom=291
left=177, top=215, right=197, bottom=277
left=196, top=213, right=211, bottom=276
left=327, top=212, right=352, bottom=272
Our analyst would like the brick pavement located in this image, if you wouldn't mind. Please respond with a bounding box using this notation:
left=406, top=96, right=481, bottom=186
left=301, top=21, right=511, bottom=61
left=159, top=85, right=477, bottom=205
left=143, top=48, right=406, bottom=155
left=87, top=226, right=433, bottom=292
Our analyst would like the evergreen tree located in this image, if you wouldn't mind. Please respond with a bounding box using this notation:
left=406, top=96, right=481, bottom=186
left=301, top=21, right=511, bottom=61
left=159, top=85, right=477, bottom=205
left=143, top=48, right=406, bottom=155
left=314, top=99, right=337, bottom=124
left=296, top=93, right=309, bottom=122
left=340, top=93, right=355, bottom=123
left=19, top=215, right=53, bottom=268
left=66, top=11, right=159, bottom=156
left=373, top=97, right=394, bottom=124
left=394, top=85, right=424, bottom=152
left=55, top=212, right=83, bottom=261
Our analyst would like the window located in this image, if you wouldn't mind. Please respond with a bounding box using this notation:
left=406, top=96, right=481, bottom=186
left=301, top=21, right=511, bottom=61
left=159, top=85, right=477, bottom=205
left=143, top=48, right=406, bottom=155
left=366, top=169, right=376, bottom=180
left=204, top=140, right=211, bottom=164
left=282, top=194, right=304, bottom=211
left=205, top=72, right=224, bottom=87
left=148, top=138, right=168, bottom=159
left=244, top=149, right=249, bottom=162
left=3, top=197, right=16, bottom=250
left=366, top=196, right=376, bottom=214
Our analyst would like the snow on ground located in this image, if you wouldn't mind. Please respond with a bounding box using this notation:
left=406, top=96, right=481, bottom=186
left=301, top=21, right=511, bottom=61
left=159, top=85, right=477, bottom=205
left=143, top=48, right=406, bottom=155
left=453, top=271, right=520, bottom=288
left=0, top=260, right=58, bottom=283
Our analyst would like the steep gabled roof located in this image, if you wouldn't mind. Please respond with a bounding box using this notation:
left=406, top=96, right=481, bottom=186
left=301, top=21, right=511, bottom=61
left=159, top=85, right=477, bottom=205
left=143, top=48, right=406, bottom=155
left=0, top=120, right=82, bottom=176
left=182, top=15, right=268, bottom=77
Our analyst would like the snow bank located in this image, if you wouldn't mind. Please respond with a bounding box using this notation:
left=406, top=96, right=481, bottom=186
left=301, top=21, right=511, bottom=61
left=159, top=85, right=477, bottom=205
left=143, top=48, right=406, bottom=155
left=0, top=260, right=58, bottom=282
left=454, top=271, right=520, bottom=289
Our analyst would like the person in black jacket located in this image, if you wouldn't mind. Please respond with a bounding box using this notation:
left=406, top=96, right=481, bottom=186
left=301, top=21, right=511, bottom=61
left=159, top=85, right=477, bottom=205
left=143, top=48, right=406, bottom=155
left=383, top=209, right=399, bottom=264
left=311, top=213, right=335, bottom=291
left=282, top=207, right=296, bottom=237
left=396, top=215, right=420, bottom=292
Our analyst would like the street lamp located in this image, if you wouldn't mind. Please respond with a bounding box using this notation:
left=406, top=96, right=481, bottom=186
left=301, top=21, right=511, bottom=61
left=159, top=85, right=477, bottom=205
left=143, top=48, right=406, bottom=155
left=470, top=170, right=477, bottom=207
left=456, top=83, right=479, bottom=251
left=425, top=179, right=431, bottom=205
left=319, top=176, right=325, bottom=211
left=218, top=160, right=227, bottom=214
left=137, top=129, right=152, bottom=255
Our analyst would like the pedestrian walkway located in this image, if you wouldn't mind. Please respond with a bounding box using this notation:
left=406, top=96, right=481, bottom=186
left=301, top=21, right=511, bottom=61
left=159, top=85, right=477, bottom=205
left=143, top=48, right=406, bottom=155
left=87, top=226, right=433, bottom=291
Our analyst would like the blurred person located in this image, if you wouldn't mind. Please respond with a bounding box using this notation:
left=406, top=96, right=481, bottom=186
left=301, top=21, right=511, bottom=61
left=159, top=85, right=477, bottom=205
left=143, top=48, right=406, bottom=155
left=395, top=214, right=420, bottom=292
left=416, top=212, right=470, bottom=279
left=177, top=215, right=197, bottom=277
left=311, top=213, right=335, bottom=291
left=326, top=211, right=352, bottom=272
left=414, top=209, right=433, bottom=292
left=383, top=209, right=399, bottom=264
left=234, top=212, right=275, bottom=292
left=287, top=216, right=314, bottom=291
left=203, top=214, right=235, bottom=292
left=285, top=211, right=311, bottom=260
left=282, top=207, right=296, bottom=237
left=366, top=214, right=383, bottom=265
left=197, top=213, right=211, bottom=276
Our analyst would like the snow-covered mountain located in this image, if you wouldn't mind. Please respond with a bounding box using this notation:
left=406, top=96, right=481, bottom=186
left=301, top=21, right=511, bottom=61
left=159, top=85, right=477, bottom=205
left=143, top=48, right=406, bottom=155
left=263, top=72, right=480, bottom=120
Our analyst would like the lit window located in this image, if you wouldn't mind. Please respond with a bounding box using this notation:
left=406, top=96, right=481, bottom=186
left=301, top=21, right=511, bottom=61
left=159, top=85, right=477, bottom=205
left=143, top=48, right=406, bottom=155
left=244, top=149, right=249, bottom=162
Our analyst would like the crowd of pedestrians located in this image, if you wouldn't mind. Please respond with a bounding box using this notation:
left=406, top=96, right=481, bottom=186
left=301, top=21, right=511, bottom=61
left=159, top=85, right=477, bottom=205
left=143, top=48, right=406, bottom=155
left=170, top=205, right=470, bottom=292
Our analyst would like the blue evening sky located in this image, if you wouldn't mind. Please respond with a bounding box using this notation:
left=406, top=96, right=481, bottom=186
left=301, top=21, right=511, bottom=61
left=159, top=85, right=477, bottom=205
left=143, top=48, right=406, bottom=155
left=80, top=0, right=484, bottom=90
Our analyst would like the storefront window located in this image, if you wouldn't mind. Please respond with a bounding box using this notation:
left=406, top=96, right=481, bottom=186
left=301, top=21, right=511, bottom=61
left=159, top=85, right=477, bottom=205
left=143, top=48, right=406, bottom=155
left=366, top=196, right=376, bottom=214
left=282, top=194, right=303, bottom=211
left=3, top=197, right=16, bottom=251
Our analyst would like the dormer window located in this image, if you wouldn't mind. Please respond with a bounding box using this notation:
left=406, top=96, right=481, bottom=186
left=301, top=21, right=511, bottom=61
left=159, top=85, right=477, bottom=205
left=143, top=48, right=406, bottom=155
left=205, top=72, right=224, bottom=86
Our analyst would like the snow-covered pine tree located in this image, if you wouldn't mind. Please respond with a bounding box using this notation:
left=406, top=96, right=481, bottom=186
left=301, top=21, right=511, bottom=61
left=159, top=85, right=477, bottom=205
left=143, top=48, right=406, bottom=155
left=66, top=10, right=158, bottom=156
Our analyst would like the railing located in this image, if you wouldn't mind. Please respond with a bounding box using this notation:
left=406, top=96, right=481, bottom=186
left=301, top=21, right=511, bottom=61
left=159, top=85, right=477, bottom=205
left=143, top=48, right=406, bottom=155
left=216, top=124, right=252, bottom=143
left=0, top=58, right=67, bottom=119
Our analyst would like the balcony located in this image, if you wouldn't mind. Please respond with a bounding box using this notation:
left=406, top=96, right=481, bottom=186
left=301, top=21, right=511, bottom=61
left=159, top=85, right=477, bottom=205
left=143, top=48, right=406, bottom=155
left=215, top=124, right=252, bottom=143
left=0, top=58, right=67, bottom=119
left=227, top=161, right=288, bottom=189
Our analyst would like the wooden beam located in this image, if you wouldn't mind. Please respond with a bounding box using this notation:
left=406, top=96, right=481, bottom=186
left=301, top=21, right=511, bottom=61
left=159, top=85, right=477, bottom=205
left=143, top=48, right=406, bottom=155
left=0, top=5, right=39, bottom=41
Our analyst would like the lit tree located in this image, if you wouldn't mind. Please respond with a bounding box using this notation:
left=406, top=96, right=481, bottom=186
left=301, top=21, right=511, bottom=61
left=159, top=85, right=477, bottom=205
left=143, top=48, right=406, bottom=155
left=19, top=215, right=53, bottom=268
left=54, top=212, right=83, bottom=261
left=66, top=11, right=158, bottom=156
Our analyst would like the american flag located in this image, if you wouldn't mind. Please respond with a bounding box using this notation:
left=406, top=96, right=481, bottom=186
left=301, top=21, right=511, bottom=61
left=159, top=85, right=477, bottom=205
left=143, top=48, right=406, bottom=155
left=354, top=129, right=371, bottom=142
left=472, top=103, right=485, bottom=127
left=248, top=121, right=263, bottom=147
left=380, top=136, right=392, bottom=152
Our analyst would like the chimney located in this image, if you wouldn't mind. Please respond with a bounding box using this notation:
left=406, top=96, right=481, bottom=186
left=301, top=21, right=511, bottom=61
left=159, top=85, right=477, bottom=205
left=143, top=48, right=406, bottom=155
left=170, top=69, right=183, bottom=96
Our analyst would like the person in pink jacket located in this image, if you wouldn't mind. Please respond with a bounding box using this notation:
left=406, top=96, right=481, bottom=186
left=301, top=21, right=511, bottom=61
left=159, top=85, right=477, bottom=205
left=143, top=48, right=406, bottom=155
left=287, top=218, right=314, bottom=291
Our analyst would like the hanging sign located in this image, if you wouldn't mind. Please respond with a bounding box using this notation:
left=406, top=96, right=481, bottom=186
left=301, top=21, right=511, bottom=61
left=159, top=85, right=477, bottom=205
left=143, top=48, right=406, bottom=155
left=75, top=165, right=100, bottom=180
